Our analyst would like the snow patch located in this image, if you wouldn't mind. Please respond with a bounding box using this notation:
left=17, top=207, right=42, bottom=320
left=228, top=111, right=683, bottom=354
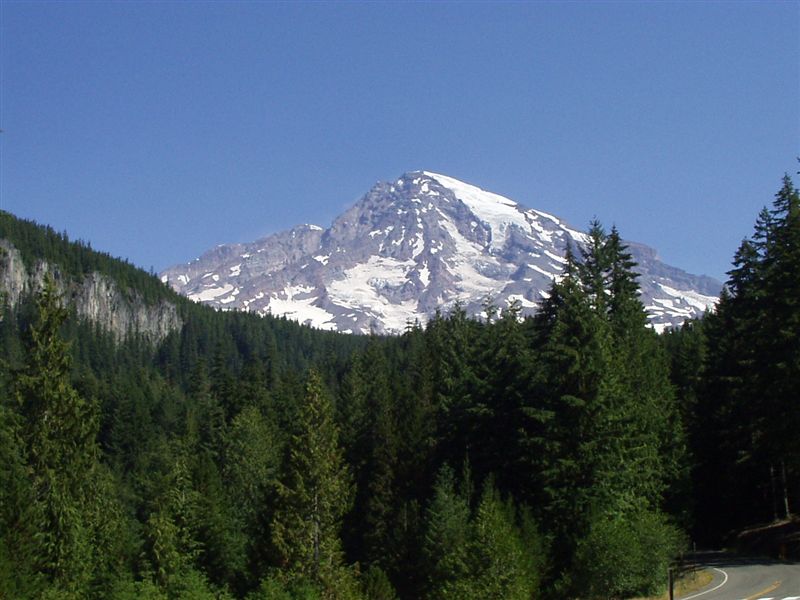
left=657, top=284, right=717, bottom=312
left=411, top=231, right=425, bottom=258
left=439, top=216, right=510, bottom=299
left=528, top=264, right=558, bottom=280
left=260, top=285, right=336, bottom=330
left=189, top=284, right=234, bottom=302
left=526, top=213, right=553, bottom=243
left=651, top=323, right=669, bottom=334
left=544, top=250, right=567, bottom=264
left=425, top=171, right=530, bottom=251
left=327, top=256, right=423, bottom=333
left=418, top=263, right=430, bottom=287
left=507, top=294, right=538, bottom=309
left=531, top=208, right=560, bottom=224
left=565, top=227, right=588, bottom=244
left=265, top=296, right=336, bottom=331
left=220, top=287, right=240, bottom=304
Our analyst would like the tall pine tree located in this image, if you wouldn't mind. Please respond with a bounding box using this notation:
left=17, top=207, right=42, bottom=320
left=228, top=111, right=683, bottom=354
left=699, top=175, right=800, bottom=535
left=13, top=277, right=107, bottom=596
left=271, top=370, right=353, bottom=593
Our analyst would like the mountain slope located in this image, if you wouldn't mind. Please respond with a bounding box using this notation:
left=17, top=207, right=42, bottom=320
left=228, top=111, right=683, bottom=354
left=0, top=210, right=183, bottom=342
left=161, top=171, right=721, bottom=333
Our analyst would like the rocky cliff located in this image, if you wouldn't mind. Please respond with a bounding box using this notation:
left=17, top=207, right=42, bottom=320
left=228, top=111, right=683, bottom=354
left=0, top=239, right=182, bottom=343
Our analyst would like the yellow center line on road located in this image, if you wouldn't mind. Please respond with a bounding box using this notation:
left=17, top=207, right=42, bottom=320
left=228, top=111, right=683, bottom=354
left=741, top=580, right=781, bottom=600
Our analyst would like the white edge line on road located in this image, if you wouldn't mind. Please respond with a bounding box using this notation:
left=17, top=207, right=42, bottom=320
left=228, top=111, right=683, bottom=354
left=679, top=567, right=729, bottom=600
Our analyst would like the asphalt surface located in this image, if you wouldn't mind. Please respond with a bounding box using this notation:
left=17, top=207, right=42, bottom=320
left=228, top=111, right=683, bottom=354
left=678, top=553, right=800, bottom=600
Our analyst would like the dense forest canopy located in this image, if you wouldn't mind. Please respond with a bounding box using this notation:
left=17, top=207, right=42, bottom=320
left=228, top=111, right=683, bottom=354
left=0, top=174, right=797, bottom=599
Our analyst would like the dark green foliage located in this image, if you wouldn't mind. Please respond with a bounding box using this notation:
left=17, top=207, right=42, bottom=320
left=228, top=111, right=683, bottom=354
left=12, top=277, right=107, bottom=595
left=144, top=440, right=203, bottom=590
left=270, top=370, right=354, bottom=595
left=421, top=465, right=471, bottom=599
left=341, top=339, right=401, bottom=572
left=463, top=480, right=542, bottom=599
left=518, top=231, right=686, bottom=590
left=571, top=508, right=684, bottom=599
left=0, top=399, right=44, bottom=597
left=224, top=405, right=283, bottom=589
left=10, top=192, right=797, bottom=599
left=0, top=277, right=135, bottom=598
left=524, top=246, right=622, bottom=576
left=684, top=175, right=800, bottom=543
left=421, top=468, right=543, bottom=600
left=361, top=566, right=398, bottom=600
left=246, top=575, right=321, bottom=600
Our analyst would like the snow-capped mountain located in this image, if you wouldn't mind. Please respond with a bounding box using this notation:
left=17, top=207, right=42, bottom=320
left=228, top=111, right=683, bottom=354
left=161, top=171, right=721, bottom=334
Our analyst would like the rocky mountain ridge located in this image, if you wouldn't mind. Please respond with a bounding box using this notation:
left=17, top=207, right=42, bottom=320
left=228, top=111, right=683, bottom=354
left=161, top=171, right=721, bottom=334
left=0, top=238, right=182, bottom=343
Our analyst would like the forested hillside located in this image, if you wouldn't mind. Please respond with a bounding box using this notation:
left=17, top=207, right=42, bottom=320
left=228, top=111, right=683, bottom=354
left=0, top=175, right=797, bottom=600
left=664, top=175, right=800, bottom=545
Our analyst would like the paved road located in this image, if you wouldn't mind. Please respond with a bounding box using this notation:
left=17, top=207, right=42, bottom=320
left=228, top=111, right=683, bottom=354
left=679, top=554, right=800, bottom=600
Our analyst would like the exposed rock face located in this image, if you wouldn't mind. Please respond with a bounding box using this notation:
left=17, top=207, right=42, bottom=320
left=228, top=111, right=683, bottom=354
left=0, top=240, right=29, bottom=308
left=73, top=272, right=183, bottom=342
left=0, top=239, right=182, bottom=343
left=162, top=171, right=722, bottom=334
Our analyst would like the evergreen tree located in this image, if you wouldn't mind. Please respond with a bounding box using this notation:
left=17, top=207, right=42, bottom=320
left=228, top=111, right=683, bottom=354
left=223, top=404, right=283, bottom=591
left=605, top=226, right=683, bottom=511
left=361, top=565, right=398, bottom=600
left=0, top=399, right=43, bottom=596
left=421, top=465, right=471, bottom=600
left=524, top=248, right=610, bottom=548
left=605, top=225, right=643, bottom=328
left=422, top=469, right=543, bottom=600
left=13, top=277, right=106, bottom=596
left=464, top=480, right=541, bottom=600
left=425, top=305, right=482, bottom=477
left=271, top=370, right=353, bottom=594
left=193, top=450, right=247, bottom=592
left=697, top=175, right=800, bottom=537
left=522, top=231, right=684, bottom=586
left=571, top=507, right=684, bottom=599
left=385, top=326, right=435, bottom=598
left=758, top=176, right=800, bottom=512
left=579, top=220, right=611, bottom=314
left=467, top=303, right=528, bottom=492
left=145, top=440, right=203, bottom=591
left=355, top=339, right=399, bottom=570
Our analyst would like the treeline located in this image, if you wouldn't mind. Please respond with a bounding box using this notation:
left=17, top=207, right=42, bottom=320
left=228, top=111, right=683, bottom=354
left=664, top=174, right=800, bottom=545
left=0, top=175, right=797, bottom=599
left=0, top=210, right=181, bottom=306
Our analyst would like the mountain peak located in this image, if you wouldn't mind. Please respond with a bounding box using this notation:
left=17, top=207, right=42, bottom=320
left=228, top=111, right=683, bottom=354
left=161, top=172, right=721, bottom=334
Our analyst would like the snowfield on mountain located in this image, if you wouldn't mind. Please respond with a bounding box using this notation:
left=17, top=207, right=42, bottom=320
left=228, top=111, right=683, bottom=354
left=161, top=171, right=721, bottom=334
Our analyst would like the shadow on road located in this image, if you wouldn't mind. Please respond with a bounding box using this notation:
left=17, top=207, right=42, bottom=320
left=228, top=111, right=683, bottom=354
left=680, top=550, right=800, bottom=569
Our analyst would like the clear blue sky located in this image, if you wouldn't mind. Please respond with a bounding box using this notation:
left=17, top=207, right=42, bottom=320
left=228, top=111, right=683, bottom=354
left=1, top=1, right=798, bottom=282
